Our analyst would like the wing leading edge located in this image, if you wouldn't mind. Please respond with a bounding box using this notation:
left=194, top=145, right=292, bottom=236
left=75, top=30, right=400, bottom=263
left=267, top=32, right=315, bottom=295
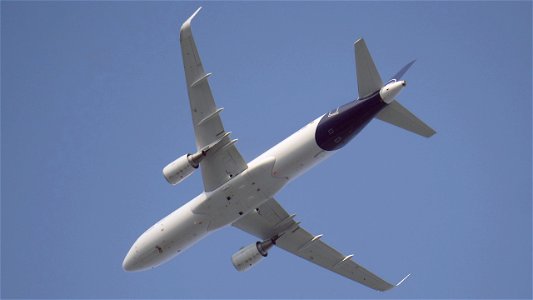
left=180, top=8, right=247, bottom=191
left=232, top=198, right=409, bottom=291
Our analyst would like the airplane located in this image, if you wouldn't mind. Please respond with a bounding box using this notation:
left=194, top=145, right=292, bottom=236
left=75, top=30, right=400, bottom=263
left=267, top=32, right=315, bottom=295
left=123, top=7, right=435, bottom=292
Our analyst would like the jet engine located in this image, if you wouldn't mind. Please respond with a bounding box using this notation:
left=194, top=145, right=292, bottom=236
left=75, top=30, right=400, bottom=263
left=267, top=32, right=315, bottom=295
left=162, top=151, right=205, bottom=185
left=231, top=240, right=274, bottom=272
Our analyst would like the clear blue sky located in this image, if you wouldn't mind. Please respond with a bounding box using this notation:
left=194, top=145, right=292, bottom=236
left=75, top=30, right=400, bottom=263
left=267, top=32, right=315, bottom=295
left=1, top=2, right=531, bottom=299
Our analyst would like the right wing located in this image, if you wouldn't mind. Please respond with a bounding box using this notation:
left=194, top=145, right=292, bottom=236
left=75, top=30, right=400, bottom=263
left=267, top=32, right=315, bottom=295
left=233, top=198, right=409, bottom=291
left=180, top=8, right=248, bottom=191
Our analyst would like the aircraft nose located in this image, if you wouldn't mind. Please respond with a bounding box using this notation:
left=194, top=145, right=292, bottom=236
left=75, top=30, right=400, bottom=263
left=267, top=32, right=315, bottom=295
left=122, top=247, right=143, bottom=272
left=122, top=252, right=135, bottom=271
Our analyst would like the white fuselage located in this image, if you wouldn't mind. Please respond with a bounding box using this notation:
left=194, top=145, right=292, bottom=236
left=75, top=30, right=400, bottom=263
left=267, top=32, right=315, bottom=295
left=122, top=116, right=335, bottom=271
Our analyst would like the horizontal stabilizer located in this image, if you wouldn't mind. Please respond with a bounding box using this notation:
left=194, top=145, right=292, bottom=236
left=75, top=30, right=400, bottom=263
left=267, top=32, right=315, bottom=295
left=376, top=100, right=436, bottom=137
left=390, top=60, right=416, bottom=81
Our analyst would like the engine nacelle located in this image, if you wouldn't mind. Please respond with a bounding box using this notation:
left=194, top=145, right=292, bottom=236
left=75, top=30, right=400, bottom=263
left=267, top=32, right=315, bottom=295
left=231, top=240, right=274, bottom=272
left=162, top=151, right=205, bottom=185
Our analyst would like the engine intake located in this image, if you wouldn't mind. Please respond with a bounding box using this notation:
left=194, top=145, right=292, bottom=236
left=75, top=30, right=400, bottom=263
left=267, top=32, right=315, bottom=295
left=231, top=240, right=274, bottom=272
left=162, top=151, right=205, bottom=185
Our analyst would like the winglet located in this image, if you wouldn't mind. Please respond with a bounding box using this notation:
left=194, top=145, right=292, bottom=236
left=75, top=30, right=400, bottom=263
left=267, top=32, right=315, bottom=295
left=180, top=7, right=202, bottom=35
left=396, top=273, right=411, bottom=287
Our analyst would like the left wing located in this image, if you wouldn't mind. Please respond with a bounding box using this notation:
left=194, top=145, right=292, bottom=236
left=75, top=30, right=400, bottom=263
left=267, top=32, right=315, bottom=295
left=232, top=198, right=408, bottom=291
left=180, top=8, right=247, bottom=191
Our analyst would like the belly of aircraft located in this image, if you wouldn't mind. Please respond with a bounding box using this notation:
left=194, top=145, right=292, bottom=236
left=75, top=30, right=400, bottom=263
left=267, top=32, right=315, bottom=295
left=123, top=156, right=287, bottom=271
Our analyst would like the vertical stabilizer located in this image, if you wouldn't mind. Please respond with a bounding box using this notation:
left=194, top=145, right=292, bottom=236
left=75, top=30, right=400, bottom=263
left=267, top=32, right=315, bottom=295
left=354, top=39, right=383, bottom=98
left=354, top=40, right=435, bottom=138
